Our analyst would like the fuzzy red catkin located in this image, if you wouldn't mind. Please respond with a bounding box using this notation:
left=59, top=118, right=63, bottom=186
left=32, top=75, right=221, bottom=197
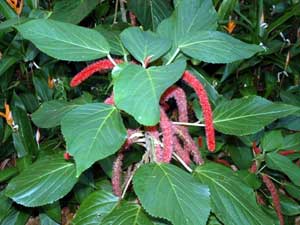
left=252, top=141, right=261, bottom=154
left=249, top=162, right=257, bottom=173
left=160, top=108, right=174, bottom=163
left=64, top=152, right=71, bottom=160
left=129, top=12, right=137, bottom=26
left=262, top=175, right=284, bottom=225
left=182, top=71, right=215, bottom=152
left=112, top=152, right=124, bottom=197
left=146, top=126, right=163, bottom=162
left=173, top=137, right=191, bottom=165
left=279, top=150, right=296, bottom=156
left=161, top=86, right=188, bottom=123
left=70, top=59, right=123, bottom=87
left=173, top=125, right=204, bottom=165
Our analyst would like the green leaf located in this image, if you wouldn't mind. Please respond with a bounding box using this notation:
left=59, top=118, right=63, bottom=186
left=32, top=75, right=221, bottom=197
left=261, top=131, right=283, bottom=152
left=178, top=31, right=263, bottom=64
left=5, top=154, right=78, bottom=207
left=39, top=213, right=60, bottom=225
left=72, top=190, right=119, bottom=225
left=284, top=183, right=300, bottom=200
left=213, top=96, right=299, bottom=136
left=266, top=153, right=300, bottom=186
left=16, top=19, right=110, bottom=61
left=1, top=208, right=29, bottom=225
left=12, top=107, right=38, bottom=157
left=114, top=61, right=186, bottom=126
left=280, top=194, right=300, bottom=216
left=61, top=103, right=127, bottom=176
left=95, top=26, right=128, bottom=56
left=0, top=167, right=18, bottom=183
left=32, top=100, right=79, bottom=128
left=0, top=191, right=12, bottom=222
left=120, top=27, right=171, bottom=65
left=194, top=163, right=274, bottom=225
left=102, top=202, right=154, bottom=225
left=133, top=163, right=210, bottom=225
left=50, top=0, right=101, bottom=24
left=127, top=0, right=172, bottom=30
left=281, top=133, right=300, bottom=150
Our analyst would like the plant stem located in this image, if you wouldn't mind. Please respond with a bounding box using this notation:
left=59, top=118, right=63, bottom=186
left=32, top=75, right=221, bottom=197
left=107, top=53, right=117, bottom=67
left=166, top=48, right=180, bottom=65
left=172, top=121, right=205, bottom=127
left=173, top=152, right=193, bottom=173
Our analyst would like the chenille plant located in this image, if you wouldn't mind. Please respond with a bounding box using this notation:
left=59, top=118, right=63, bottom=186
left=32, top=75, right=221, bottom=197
left=1, top=0, right=300, bottom=225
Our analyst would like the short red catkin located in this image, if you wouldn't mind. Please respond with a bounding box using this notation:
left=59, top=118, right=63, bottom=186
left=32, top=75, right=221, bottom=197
left=174, top=125, right=203, bottom=165
left=279, top=150, right=296, bottom=156
left=146, top=126, right=163, bottom=162
left=161, top=86, right=188, bottom=123
left=160, top=108, right=174, bottom=163
left=182, top=71, right=215, bottom=152
left=70, top=59, right=123, bottom=87
left=104, top=93, right=115, bottom=105
left=112, top=152, right=124, bottom=197
left=262, top=175, right=284, bottom=225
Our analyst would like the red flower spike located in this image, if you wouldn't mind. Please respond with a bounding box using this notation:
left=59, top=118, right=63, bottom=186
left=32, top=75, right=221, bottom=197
left=198, top=136, right=203, bottom=148
left=112, top=152, right=124, bottom=197
left=146, top=126, right=163, bottom=162
left=182, top=71, right=215, bottom=152
left=279, top=150, right=296, bottom=156
left=104, top=93, right=115, bottom=105
left=215, top=159, right=231, bottom=167
left=256, top=193, right=266, bottom=205
left=160, top=108, right=174, bottom=163
left=161, top=86, right=188, bottom=123
left=252, top=141, right=261, bottom=154
left=70, top=59, right=123, bottom=87
left=262, top=175, right=284, bottom=225
left=249, top=162, right=257, bottom=173
left=129, top=12, right=137, bottom=26
left=64, top=152, right=71, bottom=160
left=173, top=137, right=191, bottom=165
left=173, top=125, right=204, bottom=165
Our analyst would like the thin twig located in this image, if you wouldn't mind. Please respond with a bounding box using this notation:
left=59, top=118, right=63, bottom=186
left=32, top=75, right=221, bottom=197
left=173, top=152, right=193, bottom=173
left=113, top=0, right=119, bottom=24
left=172, top=121, right=205, bottom=127
left=119, top=0, right=127, bottom=23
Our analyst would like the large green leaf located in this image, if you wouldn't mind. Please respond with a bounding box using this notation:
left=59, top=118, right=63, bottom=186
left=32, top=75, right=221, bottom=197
left=32, top=100, right=79, bottom=128
left=61, top=103, right=127, bottom=176
left=0, top=56, right=20, bottom=77
left=266, top=153, right=300, bottom=186
left=5, top=155, right=78, bottom=207
left=194, top=163, right=275, bottom=225
left=102, top=202, right=154, bottom=225
left=213, top=96, right=299, bottom=136
left=120, top=27, right=171, bottom=65
left=157, top=0, right=217, bottom=60
left=113, top=61, right=186, bottom=126
left=133, top=163, right=211, bottom=225
left=178, top=31, right=263, bottom=63
left=50, top=0, right=101, bottom=24
left=261, top=131, right=283, bottom=152
left=16, top=19, right=110, bottom=61
left=127, top=0, right=172, bottom=30
left=72, top=190, right=119, bottom=225
left=281, top=133, right=300, bottom=150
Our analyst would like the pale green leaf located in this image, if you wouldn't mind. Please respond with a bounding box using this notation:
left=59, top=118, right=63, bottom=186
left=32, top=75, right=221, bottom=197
left=133, top=163, right=210, bottom=225
left=5, top=155, right=78, bottom=207
left=194, top=163, right=275, bottom=225
left=213, top=96, right=299, bottom=136
left=72, top=190, right=119, bottom=225
left=102, top=202, right=154, bottom=225
left=120, top=27, right=171, bottom=64
left=16, top=19, right=110, bottom=61
left=113, top=61, right=186, bottom=125
left=179, top=31, right=263, bottom=63
left=61, top=103, right=127, bottom=176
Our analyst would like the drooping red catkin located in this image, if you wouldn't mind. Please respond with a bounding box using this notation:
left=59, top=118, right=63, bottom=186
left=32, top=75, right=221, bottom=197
left=104, top=93, right=115, bottom=105
left=173, top=125, right=204, bottom=165
left=161, top=86, right=188, bottom=123
left=146, top=126, right=163, bottom=162
left=160, top=108, right=174, bottom=163
left=279, top=150, right=297, bottom=156
left=112, top=152, right=124, bottom=197
left=70, top=59, right=123, bottom=87
left=182, top=71, right=215, bottom=152
left=215, top=159, right=231, bottom=167
left=262, top=175, right=284, bottom=225
left=173, top=137, right=191, bottom=165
